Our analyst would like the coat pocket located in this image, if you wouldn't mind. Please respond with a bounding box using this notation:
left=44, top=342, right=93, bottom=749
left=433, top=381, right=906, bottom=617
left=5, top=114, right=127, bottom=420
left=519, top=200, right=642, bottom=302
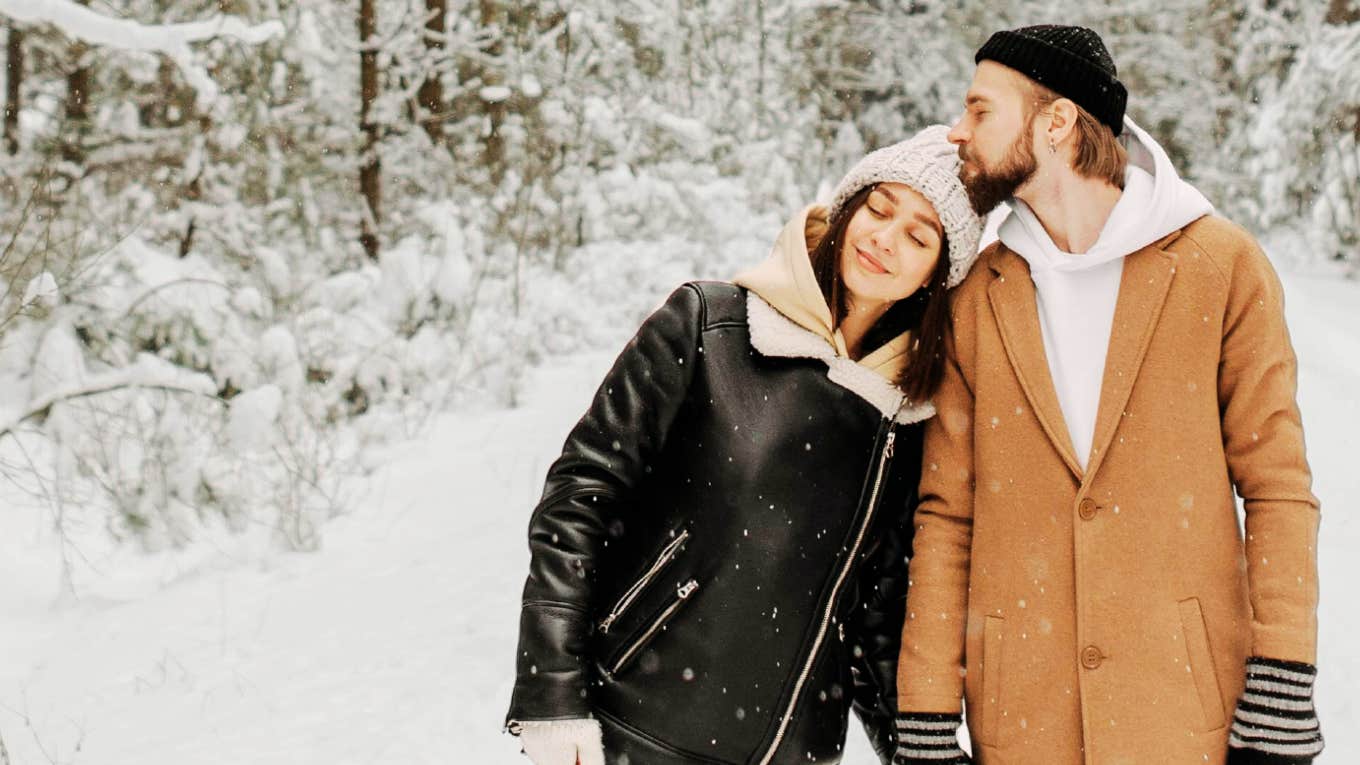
left=1177, top=597, right=1226, bottom=731
left=598, top=528, right=690, bottom=635
left=980, top=615, right=1005, bottom=743
left=605, top=579, right=699, bottom=677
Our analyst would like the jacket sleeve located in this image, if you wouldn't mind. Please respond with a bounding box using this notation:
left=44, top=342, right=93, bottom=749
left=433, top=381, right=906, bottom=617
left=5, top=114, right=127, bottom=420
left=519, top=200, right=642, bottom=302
left=1215, top=239, right=1319, bottom=664
left=847, top=470, right=918, bottom=764
left=1215, top=239, right=1323, bottom=761
left=505, top=284, right=705, bottom=725
left=895, top=316, right=975, bottom=714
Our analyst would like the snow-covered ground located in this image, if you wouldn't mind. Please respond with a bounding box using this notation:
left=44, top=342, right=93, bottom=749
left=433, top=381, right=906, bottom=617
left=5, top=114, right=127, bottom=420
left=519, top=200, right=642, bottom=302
left=1, top=267, right=1356, bottom=764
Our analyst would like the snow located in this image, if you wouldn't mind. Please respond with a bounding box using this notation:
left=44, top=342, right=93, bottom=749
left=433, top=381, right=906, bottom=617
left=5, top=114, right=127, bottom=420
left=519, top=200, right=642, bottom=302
left=227, top=384, right=283, bottom=452
left=21, top=271, right=60, bottom=311
left=0, top=266, right=1356, bottom=763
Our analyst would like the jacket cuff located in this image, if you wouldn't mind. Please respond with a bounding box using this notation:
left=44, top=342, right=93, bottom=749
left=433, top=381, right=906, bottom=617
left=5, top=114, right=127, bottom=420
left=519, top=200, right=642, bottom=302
left=893, top=712, right=970, bottom=765
left=504, top=603, right=595, bottom=724
left=1228, top=657, right=1323, bottom=763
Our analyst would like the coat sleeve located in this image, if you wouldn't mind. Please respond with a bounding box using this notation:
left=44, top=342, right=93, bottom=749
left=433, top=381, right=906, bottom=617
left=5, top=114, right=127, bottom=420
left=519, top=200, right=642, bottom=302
left=505, top=284, right=705, bottom=725
left=847, top=456, right=919, bottom=764
left=1215, top=239, right=1320, bottom=664
left=895, top=312, right=975, bottom=714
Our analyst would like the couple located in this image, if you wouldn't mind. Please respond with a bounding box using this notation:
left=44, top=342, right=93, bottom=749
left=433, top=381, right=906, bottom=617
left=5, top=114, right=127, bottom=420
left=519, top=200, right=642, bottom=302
left=504, top=25, right=1323, bottom=765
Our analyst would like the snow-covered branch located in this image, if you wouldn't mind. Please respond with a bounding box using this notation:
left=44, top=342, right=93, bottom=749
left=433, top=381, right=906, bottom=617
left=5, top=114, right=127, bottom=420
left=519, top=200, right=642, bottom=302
left=0, top=355, right=220, bottom=443
left=0, top=0, right=283, bottom=107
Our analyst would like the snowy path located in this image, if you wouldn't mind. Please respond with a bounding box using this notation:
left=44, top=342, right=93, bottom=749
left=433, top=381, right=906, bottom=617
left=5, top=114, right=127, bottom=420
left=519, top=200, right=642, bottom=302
left=1, top=271, right=1355, bottom=764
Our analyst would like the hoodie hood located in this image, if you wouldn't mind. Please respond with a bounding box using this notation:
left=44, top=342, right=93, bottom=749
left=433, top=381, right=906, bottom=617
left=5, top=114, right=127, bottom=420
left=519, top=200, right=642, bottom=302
left=732, top=204, right=913, bottom=383
left=999, top=116, right=1214, bottom=271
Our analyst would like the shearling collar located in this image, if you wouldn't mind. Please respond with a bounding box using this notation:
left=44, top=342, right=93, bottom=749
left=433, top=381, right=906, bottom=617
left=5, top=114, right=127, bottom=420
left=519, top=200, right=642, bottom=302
left=745, top=291, right=936, bottom=426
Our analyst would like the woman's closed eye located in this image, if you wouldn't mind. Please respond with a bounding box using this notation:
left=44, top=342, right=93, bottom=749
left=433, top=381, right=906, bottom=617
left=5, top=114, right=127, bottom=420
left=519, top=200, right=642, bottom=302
left=905, top=227, right=933, bottom=248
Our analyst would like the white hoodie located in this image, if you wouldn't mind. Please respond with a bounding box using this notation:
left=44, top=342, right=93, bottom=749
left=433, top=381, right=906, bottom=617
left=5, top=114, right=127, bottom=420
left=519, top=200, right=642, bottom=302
left=997, top=117, right=1214, bottom=470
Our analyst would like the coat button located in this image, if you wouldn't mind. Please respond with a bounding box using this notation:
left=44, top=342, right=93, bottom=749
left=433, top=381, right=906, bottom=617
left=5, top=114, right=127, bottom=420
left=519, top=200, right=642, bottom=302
left=1081, top=645, right=1103, bottom=669
left=1078, top=498, right=1099, bottom=521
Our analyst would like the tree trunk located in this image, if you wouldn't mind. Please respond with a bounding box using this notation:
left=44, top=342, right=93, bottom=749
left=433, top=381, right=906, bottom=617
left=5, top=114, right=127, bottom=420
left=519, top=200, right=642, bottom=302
left=4, top=26, right=20, bottom=156
left=358, top=0, right=381, bottom=260
left=479, top=0, right=505, bottom=185
left=1327, top=0, right=1360, bottom=140
left=1327, top=0, right=1360, bottom=24
left=418, top=0, right=446, bottom=142
left=179, top=118, right=210, bottom=258
left=63, top=0, right=92, bottom=163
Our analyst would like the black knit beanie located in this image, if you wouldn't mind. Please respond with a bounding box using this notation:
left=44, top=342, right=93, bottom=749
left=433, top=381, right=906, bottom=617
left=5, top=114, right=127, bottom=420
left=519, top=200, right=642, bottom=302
left=975, top=25, right=1127, bottom=137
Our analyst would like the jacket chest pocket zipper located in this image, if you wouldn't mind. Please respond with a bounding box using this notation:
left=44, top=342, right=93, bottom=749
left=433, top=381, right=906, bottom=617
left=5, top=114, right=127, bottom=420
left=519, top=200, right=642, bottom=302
left=598, top=529, right=690, bottom=634
left=606, top=579, right=699, bottom=677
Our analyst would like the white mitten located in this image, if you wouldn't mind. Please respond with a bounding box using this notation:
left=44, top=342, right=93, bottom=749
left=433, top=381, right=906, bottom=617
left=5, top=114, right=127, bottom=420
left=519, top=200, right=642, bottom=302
left=518, top=719, right=605, bottom=765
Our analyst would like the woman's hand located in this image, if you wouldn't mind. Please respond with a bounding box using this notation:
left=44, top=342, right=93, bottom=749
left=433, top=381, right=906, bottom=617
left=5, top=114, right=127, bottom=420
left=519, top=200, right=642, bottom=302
left=518, top=719, right=605, bottom=765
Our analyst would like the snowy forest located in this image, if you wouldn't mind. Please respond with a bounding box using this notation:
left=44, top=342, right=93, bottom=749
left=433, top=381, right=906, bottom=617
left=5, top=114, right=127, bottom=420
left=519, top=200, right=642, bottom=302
left=0, top=0, right=1357, bottom=763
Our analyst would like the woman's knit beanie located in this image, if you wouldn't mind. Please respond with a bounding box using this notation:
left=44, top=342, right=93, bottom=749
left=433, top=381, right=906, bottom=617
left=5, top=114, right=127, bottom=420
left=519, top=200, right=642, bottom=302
left=829, top=125, right=984, bottom=289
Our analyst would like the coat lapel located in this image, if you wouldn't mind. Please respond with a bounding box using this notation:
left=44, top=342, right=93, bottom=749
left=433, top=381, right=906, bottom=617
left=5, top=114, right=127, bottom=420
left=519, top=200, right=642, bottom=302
left=987, top=251, right=1083, bottom=480
left=1082, top=236, right=1180, bottom=483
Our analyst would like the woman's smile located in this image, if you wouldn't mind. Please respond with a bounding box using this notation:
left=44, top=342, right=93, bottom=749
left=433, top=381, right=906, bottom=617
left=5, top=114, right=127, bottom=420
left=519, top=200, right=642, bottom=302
left=854, top=245, right=889, bottom=275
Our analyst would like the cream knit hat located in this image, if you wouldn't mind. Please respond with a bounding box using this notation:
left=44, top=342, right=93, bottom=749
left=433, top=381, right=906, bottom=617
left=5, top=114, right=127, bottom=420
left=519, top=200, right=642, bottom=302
left=828, top=125, right=983, bottom=289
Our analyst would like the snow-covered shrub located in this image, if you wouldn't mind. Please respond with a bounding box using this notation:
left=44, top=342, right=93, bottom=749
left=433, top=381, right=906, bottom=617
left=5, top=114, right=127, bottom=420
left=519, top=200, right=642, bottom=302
left=1243, top=17, right=1360, bottom=271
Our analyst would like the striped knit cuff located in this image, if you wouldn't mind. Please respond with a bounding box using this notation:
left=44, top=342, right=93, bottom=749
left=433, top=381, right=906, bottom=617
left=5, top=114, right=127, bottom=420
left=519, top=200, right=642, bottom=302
left=892, top=712, right=970, bottom=765
left=1227, top=657, right=1323, bottom=763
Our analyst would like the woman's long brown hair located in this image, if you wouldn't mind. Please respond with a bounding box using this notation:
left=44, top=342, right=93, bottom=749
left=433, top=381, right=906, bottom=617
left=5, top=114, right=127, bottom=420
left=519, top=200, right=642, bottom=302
left=808, top=184, right=952, bottom=403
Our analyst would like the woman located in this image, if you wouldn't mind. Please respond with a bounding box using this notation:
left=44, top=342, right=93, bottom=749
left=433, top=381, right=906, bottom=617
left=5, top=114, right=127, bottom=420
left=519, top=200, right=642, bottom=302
left=505, top=126, right=982, bottom=765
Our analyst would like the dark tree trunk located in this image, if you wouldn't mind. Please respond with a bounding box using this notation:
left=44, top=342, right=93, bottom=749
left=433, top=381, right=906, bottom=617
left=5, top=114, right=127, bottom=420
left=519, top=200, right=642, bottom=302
left=479, top=0, right=505, bottom=185
left=4, top=26, right=20, bottom=156
left=358, top=0, right=381, bottom=260
left=418, top=0, right=447, bottom=142
left=1327, top=0, right=1360, bottom=24
left=63, top=0, right=92, bottom=163
left=1326, top=0, right=1360, bottom=140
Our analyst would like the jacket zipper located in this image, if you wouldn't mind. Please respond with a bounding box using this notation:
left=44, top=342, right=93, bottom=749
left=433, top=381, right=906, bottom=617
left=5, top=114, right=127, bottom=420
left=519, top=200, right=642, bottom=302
left=599, top=529, right=691, bottom=634
left=607, top=579, right=700, bottom=676
left=756, top=419, right=898, bottom=765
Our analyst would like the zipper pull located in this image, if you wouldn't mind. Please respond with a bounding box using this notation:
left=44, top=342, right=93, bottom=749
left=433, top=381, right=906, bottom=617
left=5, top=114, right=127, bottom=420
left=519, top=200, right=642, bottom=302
left=837, top=622, right=845, bottom=642
left=884, top=430, right=896, bottom=460
left=598, top=614, right=616, bottom=634
left=677, top=580, right=699, bottom=599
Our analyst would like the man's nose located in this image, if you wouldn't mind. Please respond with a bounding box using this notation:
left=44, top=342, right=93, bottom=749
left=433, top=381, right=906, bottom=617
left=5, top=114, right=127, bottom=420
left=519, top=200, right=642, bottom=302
left=947, top=117, right=968, bottom=145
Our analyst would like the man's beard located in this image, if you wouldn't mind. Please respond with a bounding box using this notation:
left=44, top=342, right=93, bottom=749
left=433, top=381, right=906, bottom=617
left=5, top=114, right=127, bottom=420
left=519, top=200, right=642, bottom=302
left=959, top=128, right=1038, bottom=216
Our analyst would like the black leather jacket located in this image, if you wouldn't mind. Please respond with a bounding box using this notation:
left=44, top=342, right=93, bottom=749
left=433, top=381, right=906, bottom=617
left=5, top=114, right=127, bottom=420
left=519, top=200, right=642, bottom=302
left=506, top=282, right=928, bottom=765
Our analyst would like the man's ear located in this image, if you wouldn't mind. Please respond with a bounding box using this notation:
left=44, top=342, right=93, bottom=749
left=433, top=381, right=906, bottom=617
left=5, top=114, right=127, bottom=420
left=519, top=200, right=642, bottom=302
left=1046, top=98, right=1079, bottom=149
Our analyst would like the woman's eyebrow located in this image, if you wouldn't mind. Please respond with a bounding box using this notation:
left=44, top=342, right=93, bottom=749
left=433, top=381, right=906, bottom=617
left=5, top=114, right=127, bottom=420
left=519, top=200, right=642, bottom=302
left=914, top=211, right=943, bottom=238
left=877, top=188, right=941, bottom=236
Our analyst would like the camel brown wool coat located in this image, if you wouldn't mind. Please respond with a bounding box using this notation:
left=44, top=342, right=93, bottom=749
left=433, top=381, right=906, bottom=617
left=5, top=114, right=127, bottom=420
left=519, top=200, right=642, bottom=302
left=895, top=215, right=1320, bottom=765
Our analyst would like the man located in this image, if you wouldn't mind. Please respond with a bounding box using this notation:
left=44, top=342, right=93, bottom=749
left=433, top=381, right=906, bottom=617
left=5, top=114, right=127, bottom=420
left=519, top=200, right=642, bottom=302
left=890, top=25, right=1323, bottom=765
